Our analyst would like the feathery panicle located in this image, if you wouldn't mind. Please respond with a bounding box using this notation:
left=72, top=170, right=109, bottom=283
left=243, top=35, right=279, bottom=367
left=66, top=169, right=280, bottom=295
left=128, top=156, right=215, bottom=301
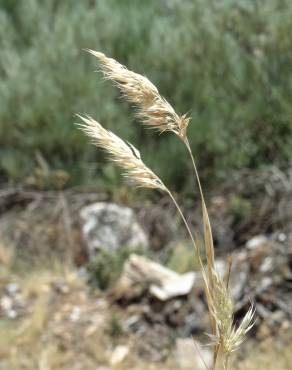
left=77, top=115, right=165, bottom=191
left=86, top=49, right=190, bottom=139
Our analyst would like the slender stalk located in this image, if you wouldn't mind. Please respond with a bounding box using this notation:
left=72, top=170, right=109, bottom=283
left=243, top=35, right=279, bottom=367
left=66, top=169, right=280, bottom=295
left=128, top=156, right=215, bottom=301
left=223, top=355, right=230, bottom=370
left=213, top=348, right=220, bottom=370
left=184, top=137, right=215, bottom=285
left=184, top=138, right=205, bottom=203
left=165, top=187, right=205, bottom=271
left=184, top=137, right=219, bottom=369
left=166, top=185, right=220, bottom=370
left=165, top=184, right=220, bottom=370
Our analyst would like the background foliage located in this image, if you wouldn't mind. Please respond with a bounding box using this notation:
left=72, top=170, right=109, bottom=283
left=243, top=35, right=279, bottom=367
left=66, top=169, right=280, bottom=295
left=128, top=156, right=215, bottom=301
left=1, top=0, right=292, bottom=191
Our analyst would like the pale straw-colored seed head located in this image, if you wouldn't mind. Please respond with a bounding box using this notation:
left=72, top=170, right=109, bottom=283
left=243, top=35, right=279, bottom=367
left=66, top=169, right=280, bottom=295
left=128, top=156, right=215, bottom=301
left=211, top=270, right=233, bottom=340
left=210, top=270, right=255, bottom=355
left=224, top=305, right=255, bottom=353
left=77, top=115, right=165, bottom=191
left=86, top=49, right=190, bottom=140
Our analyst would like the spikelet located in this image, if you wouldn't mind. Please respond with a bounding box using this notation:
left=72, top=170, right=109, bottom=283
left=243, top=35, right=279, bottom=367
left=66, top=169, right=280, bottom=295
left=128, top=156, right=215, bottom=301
left=224, top=305, right=255, bottom=354
left=86, top=49, right=190, bottom=139
left=211, top=271, right=233, bottom=344
left=77, top=115, right=165, bottom=191
left=210, top=270, right=255, bottom=355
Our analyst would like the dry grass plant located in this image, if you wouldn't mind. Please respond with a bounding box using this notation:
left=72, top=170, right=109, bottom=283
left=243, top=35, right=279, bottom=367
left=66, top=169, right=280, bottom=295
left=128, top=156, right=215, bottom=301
left=77, top=50, right=255, bottom=370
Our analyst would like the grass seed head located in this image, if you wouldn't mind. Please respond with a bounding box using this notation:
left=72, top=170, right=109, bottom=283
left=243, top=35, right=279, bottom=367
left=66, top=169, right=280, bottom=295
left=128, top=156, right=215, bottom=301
left=77, top=115, right=165, bottom=191
left=224, top=305, right=256, bottom=354
left=87, top=49, right=190, bottom=139
left=210, top=270, right=255, bottom=356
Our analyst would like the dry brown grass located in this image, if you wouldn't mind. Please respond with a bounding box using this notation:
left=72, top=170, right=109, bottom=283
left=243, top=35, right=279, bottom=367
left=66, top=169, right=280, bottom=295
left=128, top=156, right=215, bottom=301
left=0, top=249, right=290, bottom=370
left=0, top=263, right=109, bottom=370
left=78, top=50, right=255, bottom=369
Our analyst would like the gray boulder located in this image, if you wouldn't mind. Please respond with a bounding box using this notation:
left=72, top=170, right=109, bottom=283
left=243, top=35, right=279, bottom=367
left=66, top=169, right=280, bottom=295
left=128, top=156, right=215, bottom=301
left=80, top=202, right=148, bottom=257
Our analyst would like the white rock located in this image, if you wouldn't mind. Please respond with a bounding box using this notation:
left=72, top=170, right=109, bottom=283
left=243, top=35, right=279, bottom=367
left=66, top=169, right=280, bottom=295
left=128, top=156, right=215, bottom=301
left=246, top=235, right=268, bottom=249
left=80, top=202, right=148, bottom=257
left=110, top=345, right=129, bottom=366
left=5, top=283, right=19, bottom=295
left=150, top=271, right=196, bottom=301
left=259, top=256, right=273, bottom=273
left=117, top=254, right=196, bottom=301
left=175, top=338, right=213, bottom=370
left=0, top=295, right=13, bottom=311
left=278, top=232, right=287, bottom=242
left=124, top=254, right=178, bottom=283
left=7, top=309, right=17, bottom=319
left=69, top=306, right=81, bottom=322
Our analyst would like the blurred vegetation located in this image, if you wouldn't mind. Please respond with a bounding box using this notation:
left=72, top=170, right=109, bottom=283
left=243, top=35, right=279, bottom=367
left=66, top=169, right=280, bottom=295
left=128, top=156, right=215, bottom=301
left=86, top=242, right=201, bottom=291
left=87, top=247, right=141, bottom=290
left=165, top=242, right=200, bottom=274
left=0, top=0, right=292, bottom=191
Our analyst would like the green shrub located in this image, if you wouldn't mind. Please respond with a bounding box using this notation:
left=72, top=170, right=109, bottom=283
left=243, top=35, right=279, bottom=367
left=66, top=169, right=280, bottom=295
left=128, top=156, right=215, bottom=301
left=86, top=247, right=138, bottom=290
left=1, top=0, right=291, bottom=190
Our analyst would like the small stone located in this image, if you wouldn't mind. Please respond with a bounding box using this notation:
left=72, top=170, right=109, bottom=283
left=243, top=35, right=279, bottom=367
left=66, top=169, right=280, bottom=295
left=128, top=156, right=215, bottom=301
left=1, top=295, right=13, bottom=311
left=110, top=345, right=129, bottom=366
left=69, top=306, right=81, bottom=322
left=278, top=233, right=287, bottom=242
left=259, top=256, right=273, bottom=273
left=123, top=314, right=141, bottom=331
left=150, top=271, right=196, bottom=301
left=246, top=235, right=268, bottom=249
left=5, top=283, right=20, bottom=296
left=7, top=309, right=17, bottom=319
